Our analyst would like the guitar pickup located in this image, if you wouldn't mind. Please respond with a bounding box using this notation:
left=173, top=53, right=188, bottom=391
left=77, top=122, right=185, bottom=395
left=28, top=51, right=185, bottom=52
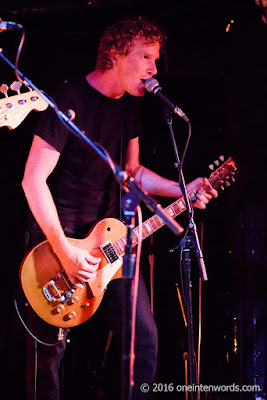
left=100, top=241, right=119, bottom=265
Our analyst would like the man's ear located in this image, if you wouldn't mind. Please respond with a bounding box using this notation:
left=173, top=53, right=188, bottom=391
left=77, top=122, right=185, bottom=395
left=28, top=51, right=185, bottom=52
left=109, top=49, right=120, bottom=65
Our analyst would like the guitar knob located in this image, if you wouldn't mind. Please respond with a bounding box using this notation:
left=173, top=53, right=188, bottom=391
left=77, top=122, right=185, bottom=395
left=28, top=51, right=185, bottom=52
left=70, top=295, right=79, bottom=304
left=67, top=311, right=77, bottom=320
left=56, top=304, right=65, bottom=313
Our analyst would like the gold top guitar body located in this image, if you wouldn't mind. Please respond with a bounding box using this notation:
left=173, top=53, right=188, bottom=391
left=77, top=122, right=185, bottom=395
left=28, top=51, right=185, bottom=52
left=20, top=218, right=126, bottom=327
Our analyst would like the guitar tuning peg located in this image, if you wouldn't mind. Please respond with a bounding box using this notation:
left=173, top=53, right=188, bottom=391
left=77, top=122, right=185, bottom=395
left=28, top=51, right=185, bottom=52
left=209, top=164, right=214, bottom=171
left=231, top=176, right=235, bottom=182
left=0, top=84, right=9, bottom=98
left=23, top=81, right=33, bottom=91
left=225, top=181, right=230, bottom=187
left=221, top=185, right=225, bottom=191
left=219, top=155, right=224, bottom=162
left=214, top=160, right=219, bottom=166
left=10, top=81, right=22, bottom=94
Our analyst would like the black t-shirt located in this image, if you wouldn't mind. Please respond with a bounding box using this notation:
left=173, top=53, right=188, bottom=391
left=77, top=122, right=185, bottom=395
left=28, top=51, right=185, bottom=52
left=34, top=77, right=141, bottom=231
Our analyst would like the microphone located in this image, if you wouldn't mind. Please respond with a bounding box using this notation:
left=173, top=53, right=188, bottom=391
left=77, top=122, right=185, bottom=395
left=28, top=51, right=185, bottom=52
left=145, top=78, right=189, bottom=122
left=0, top=21, right=23, bottom=32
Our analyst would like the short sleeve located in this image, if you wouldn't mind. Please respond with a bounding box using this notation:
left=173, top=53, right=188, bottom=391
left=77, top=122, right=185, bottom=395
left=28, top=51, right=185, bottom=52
left=34, top=83, right=74, bottom=153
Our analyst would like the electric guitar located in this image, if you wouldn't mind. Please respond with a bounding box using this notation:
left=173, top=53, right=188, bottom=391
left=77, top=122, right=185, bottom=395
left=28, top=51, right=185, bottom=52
left=20, top=157, right=237, bottom=328
left=0, top=83, right=48, bottom=129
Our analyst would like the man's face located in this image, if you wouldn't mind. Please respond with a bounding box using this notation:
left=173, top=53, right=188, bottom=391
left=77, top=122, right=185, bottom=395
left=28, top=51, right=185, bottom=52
left=112, top=39, right=160, bottom=97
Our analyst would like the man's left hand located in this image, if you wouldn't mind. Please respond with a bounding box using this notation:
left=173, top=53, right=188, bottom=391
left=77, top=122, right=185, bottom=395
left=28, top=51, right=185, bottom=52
left=186, top=177, right=218, bottom=209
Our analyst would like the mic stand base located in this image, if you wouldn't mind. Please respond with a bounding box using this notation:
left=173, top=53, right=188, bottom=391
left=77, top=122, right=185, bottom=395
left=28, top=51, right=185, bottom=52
left=182, top=237, right=198, bottom=400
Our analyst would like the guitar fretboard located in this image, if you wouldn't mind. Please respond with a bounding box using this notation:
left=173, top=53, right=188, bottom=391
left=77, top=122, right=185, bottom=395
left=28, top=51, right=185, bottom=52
left=113, top=190, right=193, bottom=256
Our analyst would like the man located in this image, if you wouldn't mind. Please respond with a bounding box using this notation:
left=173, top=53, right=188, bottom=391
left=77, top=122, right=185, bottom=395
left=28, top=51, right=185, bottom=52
left=22, top=16, right=217, bottom=400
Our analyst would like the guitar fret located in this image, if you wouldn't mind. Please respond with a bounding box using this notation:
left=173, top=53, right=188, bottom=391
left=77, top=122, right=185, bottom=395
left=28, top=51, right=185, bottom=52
left=141, top=225, right=148, bottom=237
left=149, top=218, right=158, bottom=231
left=158, top=216, right=164, bottom=225
left=178, top=199, right=186, bottom=211
left=115, top=239, right=124, bottom=255
left=132, top=229, right=139, bottom=244
left=155, top=216, right=163, bottom=229
left=113, top=242, right=121, bottom=255
left=142, top=222, right=151, bottom=237
left=166, top=205, right=175, bottom=217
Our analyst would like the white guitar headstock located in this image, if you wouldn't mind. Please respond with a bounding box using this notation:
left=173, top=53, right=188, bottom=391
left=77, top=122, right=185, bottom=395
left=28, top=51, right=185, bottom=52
left=0, top=83, right=48, bottom=129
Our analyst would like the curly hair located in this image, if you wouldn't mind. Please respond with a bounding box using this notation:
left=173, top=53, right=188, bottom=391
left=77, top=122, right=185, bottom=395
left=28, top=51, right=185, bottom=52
left=96, top=16, right=166, bottom=71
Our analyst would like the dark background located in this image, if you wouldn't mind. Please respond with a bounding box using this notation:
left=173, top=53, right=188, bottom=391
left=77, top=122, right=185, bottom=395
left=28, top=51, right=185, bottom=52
left=0, top=1, right=266, bottom=399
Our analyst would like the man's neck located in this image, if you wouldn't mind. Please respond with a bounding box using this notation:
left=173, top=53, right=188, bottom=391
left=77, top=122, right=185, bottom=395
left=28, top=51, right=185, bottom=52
left=86, top=70, right=125, bottom=99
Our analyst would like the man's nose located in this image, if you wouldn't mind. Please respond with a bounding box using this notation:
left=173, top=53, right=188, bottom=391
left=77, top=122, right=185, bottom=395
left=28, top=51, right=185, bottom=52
left=148, top=60, right=157, bottom=76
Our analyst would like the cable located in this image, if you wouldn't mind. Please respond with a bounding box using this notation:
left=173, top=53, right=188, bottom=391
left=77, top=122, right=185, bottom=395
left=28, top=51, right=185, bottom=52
left=13, top=27, right=26, bottom=85
left=14, top=296, right=63, bottom=346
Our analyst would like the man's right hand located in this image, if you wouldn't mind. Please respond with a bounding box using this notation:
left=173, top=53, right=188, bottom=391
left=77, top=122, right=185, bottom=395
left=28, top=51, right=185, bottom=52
left=55, top=241, right=102, bottom=288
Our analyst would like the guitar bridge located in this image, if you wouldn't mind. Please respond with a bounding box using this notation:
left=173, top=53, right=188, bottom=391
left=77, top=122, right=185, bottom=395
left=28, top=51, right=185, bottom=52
left=43, top=270, right=75, bottom=303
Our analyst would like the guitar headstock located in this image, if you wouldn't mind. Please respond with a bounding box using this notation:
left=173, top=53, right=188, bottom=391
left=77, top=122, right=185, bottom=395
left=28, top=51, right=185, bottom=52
left=0, top=81, right=48, bottom=129
left=208, top=155, right=238, bottom=191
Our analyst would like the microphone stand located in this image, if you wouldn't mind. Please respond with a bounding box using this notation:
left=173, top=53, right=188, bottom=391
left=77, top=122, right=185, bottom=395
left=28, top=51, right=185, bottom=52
left=120, top=192, right=139, bottom=400
left=0, top=47, right=184, bottom=400
left=164, top=109, right=208, bottom=400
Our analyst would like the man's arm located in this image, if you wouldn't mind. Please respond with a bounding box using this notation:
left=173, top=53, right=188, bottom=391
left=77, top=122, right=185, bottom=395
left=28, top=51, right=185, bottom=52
left=22, top=135, right=101, bottom=287
left=125, top=137, right=218, bottom=207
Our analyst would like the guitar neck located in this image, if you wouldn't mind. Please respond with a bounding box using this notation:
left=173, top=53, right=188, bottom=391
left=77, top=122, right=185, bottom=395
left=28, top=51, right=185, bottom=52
left=113, top=187, right=199, bottom=256
left=112, top=159, right=231, bottom=256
